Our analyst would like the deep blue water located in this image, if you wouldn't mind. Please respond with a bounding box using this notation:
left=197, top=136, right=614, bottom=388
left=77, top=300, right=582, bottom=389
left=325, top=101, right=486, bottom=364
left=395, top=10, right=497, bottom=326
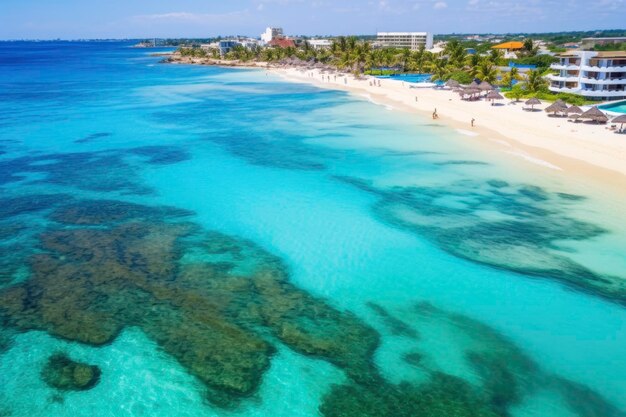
left=0, top=41, right=625, bottom=417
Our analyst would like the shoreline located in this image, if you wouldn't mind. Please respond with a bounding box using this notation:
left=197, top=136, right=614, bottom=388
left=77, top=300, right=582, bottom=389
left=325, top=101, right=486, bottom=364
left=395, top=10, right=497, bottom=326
left=271, top=66, right=626, bottom=192
left=163, top=55, right=626, bottom=191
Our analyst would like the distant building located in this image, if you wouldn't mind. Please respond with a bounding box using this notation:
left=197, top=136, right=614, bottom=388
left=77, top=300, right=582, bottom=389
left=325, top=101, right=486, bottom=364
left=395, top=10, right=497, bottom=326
left=261, top=27, right=283, bottom=44
left=563, top=42, right=580, bottom=49
left=218, top=40, right=239, bottom=56
left=267, top=38, right=296, bottom=48
left=581, top=37, right=626, bottom=50
left=491, top=41, right=524, bottom=58
left=308, top=39, right=332, bottom=50
left=376, top=32, right=433, bottom=50
left=547, top=50, right=626, bottom=100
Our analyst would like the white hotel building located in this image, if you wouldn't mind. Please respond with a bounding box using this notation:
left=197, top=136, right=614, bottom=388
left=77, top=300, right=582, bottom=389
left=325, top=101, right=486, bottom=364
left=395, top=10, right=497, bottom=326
left=376, top=32, right=433, bottom=51
left=547, top=51, right=626, bottom=100
left=261, top=27, right=283, bottom=45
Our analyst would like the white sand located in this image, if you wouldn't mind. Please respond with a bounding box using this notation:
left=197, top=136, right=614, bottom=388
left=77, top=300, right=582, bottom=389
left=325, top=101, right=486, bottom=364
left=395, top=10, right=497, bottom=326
left=273, top=67, right=626, bottom=188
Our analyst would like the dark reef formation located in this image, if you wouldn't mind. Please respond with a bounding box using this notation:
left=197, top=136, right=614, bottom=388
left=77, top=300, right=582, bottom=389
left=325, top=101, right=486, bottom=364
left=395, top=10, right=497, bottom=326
left=334, top=175, right=626, bottom=306
left=367, top=302, right=419, bottom=339
left=318, top=301, right=625, bottom=417
left=42, top=353, right=101, bottom=391
left=0, top=145, right=189, bottom=193
left=0, top=199, right=379, bottom=407
left=0, top=195, right=623, bottom=415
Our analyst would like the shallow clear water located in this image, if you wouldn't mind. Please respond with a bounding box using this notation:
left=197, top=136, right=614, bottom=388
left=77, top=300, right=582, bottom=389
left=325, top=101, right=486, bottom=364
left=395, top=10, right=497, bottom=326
left=375, top=73, right=434, bottom=83
left=0, top=42, right=625, bottom=417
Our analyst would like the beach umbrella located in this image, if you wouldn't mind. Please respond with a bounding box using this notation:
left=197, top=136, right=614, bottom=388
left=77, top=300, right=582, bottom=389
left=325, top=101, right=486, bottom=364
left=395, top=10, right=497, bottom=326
left=524, top=97, right=541, bottom=110
left=485, top=91, right=503, bottom=99
left=469, top=81, right=480, bottom=88
left=544, top=101, right=567, bottom=115
left=459, top=88, right=480, bottom=100
left=579, top=106, right=608, bottom=123
left=445, top=79, right=460, bottom=88
left=564, top=105, right=583, bottom=115
left=485, top=90, right=504, bottom=105
left=611, top=114, right=626, bottom=131
left=478, top=82, right=494, bottom=91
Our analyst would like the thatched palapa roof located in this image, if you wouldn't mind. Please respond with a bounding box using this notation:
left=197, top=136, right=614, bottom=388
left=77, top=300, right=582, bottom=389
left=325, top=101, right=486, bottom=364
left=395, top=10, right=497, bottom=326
left=485, top=91, right=504, bottom=100
left=564, top=105, right=583, bottom=114
left=579, top=106, right=608, bottom=123
left=525, top=97, right=541, bottom=106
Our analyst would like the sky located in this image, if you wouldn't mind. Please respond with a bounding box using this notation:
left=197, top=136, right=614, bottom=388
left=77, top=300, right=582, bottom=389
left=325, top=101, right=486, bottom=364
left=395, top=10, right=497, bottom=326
left=0, top=0, right=624, bottom=39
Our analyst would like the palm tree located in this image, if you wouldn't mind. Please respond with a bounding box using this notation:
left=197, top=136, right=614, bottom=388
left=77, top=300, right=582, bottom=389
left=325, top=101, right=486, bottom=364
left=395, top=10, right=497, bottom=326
left=525, top=70, right=548, bottom=93
left=445, top=40, right=467, bottom=70
left=476, top=61, right=499, bottom=84
left=412, top=45, right=427, bottom=73
left=430, top=58, right=450, bottom=81
left=346, top=36, right=357, bottom=52
left=488, top=49, right=504, bottom=65
left=398, top=48, right=411, bottom=72
left=501, top=66, right=522, bottom=88
left=352, top=43, right=369, bottom=73
left=522, top=38, right=538, bottom=57
left=466, top=54, right=481, bottom=77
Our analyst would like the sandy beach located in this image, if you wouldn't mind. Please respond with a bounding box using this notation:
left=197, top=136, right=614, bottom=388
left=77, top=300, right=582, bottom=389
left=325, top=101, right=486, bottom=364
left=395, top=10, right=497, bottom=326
left=273, top=67, right=626, bottom=189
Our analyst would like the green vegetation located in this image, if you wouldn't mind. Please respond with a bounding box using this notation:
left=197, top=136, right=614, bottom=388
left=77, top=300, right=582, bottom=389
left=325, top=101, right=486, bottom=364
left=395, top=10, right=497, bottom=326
left=511, top=54, right=558, bottom=70
left=593, top=42, right=626, bottom=51
left=175, top=35, right=594, bottom=103
left=504, top=82, right=594, bottom=105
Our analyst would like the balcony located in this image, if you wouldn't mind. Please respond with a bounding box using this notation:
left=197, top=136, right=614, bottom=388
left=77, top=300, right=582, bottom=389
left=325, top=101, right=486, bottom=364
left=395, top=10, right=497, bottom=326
left=580, top=77, right=626, bottom=85
left=581, top=64, right=626, bottom=72
left=550, top=63, right=580, bottom=70
left=546, top=74, right=579, bottom=82
left=549, top=85, right=626, bottom=98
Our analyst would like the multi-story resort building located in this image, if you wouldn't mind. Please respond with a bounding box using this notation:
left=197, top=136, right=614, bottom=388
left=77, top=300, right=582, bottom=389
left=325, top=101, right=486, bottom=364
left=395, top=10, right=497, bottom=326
left=547, top=50, right=626, bottom=100
left=261, top=27, right=283, bottom=44
left=376, top=32, right=433, bottom=50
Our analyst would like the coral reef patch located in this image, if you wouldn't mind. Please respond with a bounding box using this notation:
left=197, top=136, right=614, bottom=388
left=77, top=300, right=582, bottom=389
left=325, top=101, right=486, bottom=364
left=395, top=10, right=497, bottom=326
left=367, top=302, right=419, bottom=339
left=318, top=301, right=625, bottom=417
left=0, top=197, right=622, bottom=415
left=333, top=175, right=626, bottom=306
left=0, top=199, right=379, bottom=407
left=41, top=353, right=101, bottom=391
left=0, top=145, right=189, bottom=194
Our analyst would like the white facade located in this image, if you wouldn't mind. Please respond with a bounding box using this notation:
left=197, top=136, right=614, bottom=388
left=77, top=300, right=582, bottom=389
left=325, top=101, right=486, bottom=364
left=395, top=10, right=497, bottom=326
left=376, top=32, right=433, bottom=50
left=547, top=51, right=626, bottom=100
left=261, top=27, right=283, bottom=44
left=308, top=39, right=332, bottom=50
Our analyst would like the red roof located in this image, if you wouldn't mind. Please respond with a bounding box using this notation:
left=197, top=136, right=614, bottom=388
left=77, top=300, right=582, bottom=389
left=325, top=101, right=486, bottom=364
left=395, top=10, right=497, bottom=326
left=268, top=38, right=295, bottom=48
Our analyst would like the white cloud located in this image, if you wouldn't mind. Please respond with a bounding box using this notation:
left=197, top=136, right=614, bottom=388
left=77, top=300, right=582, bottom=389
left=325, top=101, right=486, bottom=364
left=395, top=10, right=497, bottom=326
left=132, top=10, right=250, bottom=24
left=433, top=1, right=448, bottom=9
left=468, top=0, right=480, bottom=5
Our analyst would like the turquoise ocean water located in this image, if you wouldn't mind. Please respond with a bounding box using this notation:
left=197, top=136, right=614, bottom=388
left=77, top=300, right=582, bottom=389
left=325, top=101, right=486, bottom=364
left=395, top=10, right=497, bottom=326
left=0, top=42, right=625, bottom=417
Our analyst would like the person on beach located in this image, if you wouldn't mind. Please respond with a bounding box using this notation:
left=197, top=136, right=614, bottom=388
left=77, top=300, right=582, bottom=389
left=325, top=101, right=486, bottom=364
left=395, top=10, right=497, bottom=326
left=432, top=108, right=438, bottom=119
left=377, top=80, right=381, bottom=87
left=415, top=96, right=418, bottom=102
left=471, top=118, right=475, bottom=127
